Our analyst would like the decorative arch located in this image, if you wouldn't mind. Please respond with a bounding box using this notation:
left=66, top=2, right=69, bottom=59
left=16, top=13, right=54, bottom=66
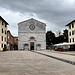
left=24, top=43, right=28, bottom=46
left=24, top=43, right=29, bottom=50
left=29, top=37, right=36, bottom=50
left=29, top=37, right=35, bottom=40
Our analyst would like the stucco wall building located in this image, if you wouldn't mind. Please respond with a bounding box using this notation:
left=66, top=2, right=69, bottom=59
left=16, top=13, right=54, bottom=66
left=66, top=20, right=75, bottom=43
left=0, top=16, right=8, bottom=51
left=7, top=30, right=18, bottom=50
left=66, top=20, right=75, bottom=50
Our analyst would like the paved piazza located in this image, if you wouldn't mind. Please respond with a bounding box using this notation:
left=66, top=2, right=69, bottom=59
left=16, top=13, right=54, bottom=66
left=0, top=51, right=75, bottom=75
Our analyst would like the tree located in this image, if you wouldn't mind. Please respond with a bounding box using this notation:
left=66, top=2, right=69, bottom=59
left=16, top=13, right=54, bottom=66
left=55, top=29, right=68, bottom=44
left=46, top=31, right=55, bottom=46
left=63, top=29, right=68, bottom=42
left=46, top=29, right=68, bottom=46
left=56, top=30, right=62, bottom=37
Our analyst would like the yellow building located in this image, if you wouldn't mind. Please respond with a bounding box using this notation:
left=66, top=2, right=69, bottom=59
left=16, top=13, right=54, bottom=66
left=66, top=20, right=75, bottom=43
left=0, top=16, right=8, bottom=51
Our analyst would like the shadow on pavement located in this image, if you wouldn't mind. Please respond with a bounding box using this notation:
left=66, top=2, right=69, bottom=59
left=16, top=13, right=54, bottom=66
left=31, top=51, right=75, bottom=66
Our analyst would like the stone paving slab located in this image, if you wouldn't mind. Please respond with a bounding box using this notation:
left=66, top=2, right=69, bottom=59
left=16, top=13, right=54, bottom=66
left=58, top=51, right=75, bottom=56
left=49, top=50, right=75, bottom=56
left=0, top=51, right=75, bottom=75
left=35, top=50, right=75, bottom=64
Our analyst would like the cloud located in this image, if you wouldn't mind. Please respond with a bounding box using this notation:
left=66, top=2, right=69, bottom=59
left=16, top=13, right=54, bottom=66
left=0, top=0, right=75, bottom=36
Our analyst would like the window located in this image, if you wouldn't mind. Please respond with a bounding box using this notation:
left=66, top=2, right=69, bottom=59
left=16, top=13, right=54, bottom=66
left=69, top=25, right=71, bottom=29
left=2, top=28, right=3, bottom=33
left=73, top=38, right=74, bottom=42
left=2, top=22, right=3, bottom=25
left=5, top=24, right=7, bottom=27
left=70, top=39, right=71, bottom=42
left=69, top=32, right=71, bottom=36
left=4, top=44, right=6, bottom=48
left=74, top=30, right=75, bottom=34
left=72, top=24, right=74, bottom=28
left=2, top=36, right=3, bottom=41
left=1, top=44, right=3, bottom=48
left=72, top=31, right=74, bottom=35
left=5, top=37, right=6, bottom=42
left=5, top=30, right=6, bottom=34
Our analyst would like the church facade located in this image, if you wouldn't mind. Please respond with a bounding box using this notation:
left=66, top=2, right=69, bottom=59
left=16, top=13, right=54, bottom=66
left=18, top=18, right=46, bottom=50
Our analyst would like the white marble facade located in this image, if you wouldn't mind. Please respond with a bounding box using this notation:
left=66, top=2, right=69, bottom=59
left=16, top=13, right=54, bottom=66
left=18, top=18, right=46, bottom=50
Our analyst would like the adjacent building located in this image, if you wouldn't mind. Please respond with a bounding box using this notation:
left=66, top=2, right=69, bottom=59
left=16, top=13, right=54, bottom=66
left=18, top=18, right=46, bottom=50
left=0, top=16, right=8, bottom=51
left=66, top=20, right=75, bottom=43
left=7, top=30, right=18, bottom=50
left=66, top=20, right=75, bottom=50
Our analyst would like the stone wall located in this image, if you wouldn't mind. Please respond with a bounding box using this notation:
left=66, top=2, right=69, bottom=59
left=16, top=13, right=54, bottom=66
left=18, top=18, right=46, bottom=50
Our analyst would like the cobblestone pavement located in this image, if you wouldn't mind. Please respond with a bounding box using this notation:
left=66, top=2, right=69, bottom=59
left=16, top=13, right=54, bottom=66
left=0, top=51, right=75, bottom=75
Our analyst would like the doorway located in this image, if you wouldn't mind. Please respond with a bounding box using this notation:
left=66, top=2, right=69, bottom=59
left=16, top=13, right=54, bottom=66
left=30, top=42, right=34, bottom=50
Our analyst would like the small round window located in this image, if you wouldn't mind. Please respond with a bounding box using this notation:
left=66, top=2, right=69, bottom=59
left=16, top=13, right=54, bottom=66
left=29, top=24, right=35, bottom=30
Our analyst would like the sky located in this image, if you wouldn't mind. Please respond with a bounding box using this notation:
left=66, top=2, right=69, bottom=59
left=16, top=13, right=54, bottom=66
left=0, top=0, right=75, bottom=36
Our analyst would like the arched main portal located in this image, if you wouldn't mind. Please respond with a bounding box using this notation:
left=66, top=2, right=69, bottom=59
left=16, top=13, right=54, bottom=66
left=29, top=37, right=36, bottom=50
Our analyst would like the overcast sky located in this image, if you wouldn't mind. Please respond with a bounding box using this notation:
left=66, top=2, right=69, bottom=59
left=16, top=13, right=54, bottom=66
left=0, top=0, right=75, bottom=36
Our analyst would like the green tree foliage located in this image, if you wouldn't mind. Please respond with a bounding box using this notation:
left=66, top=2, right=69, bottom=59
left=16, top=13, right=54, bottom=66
left=46, top=29, right=68, bottom=46
left=46, top=31, right=55, bottom=46
left=63, top=29, right=68, bottom=42
left=55, top=29, right=68, bottom=44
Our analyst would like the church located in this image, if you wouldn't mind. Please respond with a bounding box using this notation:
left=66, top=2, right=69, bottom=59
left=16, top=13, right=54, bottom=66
left=18, top=18, right=46, bottom=50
